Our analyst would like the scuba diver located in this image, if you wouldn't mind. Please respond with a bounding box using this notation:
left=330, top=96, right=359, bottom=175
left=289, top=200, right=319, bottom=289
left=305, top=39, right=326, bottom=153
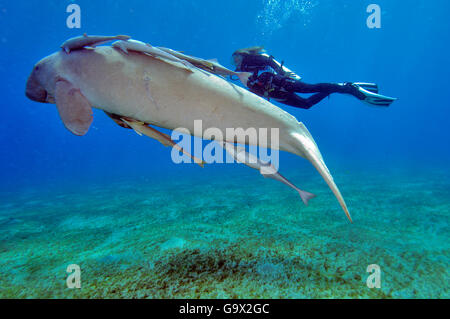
left=232, top=47, right=396, bottom=109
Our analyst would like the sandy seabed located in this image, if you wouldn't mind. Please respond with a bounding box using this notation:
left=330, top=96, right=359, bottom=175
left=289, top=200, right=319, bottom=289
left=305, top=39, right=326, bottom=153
left=0, top=165, right=448, bottom=298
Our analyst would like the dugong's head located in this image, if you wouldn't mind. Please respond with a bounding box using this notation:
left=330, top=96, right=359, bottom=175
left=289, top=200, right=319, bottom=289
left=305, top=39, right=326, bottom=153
left=25, top=51, right=93, bottom=136
left=25, top=54, right=58, bottom=103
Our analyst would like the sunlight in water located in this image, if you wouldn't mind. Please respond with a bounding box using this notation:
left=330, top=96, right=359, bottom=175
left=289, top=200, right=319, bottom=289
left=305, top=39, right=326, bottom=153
left=256, top=0, right=318, bottom=37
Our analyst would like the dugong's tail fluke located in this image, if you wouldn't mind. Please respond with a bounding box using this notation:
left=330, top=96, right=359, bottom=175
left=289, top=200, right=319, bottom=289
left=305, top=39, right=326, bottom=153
left=306, top=149, right=352, bottom=223
left=290, top=130, right=353, bottom=223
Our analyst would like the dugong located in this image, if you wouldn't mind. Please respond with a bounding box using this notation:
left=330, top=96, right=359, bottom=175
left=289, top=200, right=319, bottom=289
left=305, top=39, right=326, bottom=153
left=25, top=46, right=352, bottom=222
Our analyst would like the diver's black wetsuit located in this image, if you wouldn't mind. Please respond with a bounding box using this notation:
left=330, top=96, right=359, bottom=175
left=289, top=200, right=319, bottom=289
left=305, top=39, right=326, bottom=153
left=236, top=53, right=359, bottom=109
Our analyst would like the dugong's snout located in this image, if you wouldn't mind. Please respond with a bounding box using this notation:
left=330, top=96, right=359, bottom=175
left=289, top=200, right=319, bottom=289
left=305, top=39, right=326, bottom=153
left=25, top=66, right=48, bottom=103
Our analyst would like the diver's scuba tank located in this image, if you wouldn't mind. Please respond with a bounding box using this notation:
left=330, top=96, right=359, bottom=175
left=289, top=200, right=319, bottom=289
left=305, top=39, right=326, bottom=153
left=260, top=53, right=302, bottom=81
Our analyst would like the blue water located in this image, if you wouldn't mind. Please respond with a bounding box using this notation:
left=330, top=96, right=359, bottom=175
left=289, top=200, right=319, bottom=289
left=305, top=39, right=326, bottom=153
left=0, top=0, right=448, bottom=298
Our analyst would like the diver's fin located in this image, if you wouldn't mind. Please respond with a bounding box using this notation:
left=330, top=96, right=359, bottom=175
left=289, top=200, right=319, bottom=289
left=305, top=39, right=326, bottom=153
left=121, top=119, right=205, bottom=167
left=353, top=82, right=378, bottom=93
left=354, top=84, right=396, bottom=107
left=54, top=80, right=93, bottom=136
left=207, top=58, right=219, bottom=63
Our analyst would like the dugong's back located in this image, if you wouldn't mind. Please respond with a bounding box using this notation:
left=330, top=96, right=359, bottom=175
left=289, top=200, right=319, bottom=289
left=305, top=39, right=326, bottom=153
left=56, top=47, right=300, bottom=142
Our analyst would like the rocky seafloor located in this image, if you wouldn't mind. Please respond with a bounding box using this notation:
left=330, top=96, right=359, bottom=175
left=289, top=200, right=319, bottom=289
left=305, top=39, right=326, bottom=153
left=0, top=165, right=448, bottom=298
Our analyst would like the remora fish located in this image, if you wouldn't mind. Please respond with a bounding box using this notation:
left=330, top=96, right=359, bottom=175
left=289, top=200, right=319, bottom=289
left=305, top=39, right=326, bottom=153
left=222, top=142, right=316, bottom=205
left=112, top=39, right=195, bottom=71
left=61, top=34, right=131, bottom=53
left=157, top=47, right=252, bottom=86
left=25, top=44, right=352, bottom=222
left=121, top=118, right=205, bottom=167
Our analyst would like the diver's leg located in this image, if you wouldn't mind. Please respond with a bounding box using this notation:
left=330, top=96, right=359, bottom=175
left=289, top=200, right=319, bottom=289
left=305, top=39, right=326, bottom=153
left=277, top=78, right=348, bottom=94
left=272, top=76, right=360, bottom=95
left=275, top=92, right=329, bottom=109
left=273, top=76, right=396, bottom=107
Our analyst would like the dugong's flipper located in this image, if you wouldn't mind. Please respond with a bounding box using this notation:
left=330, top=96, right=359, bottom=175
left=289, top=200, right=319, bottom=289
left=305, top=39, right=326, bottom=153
left=121, top=118, right=205, bottom=167
left=54, top=80, right=93, bottom=136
